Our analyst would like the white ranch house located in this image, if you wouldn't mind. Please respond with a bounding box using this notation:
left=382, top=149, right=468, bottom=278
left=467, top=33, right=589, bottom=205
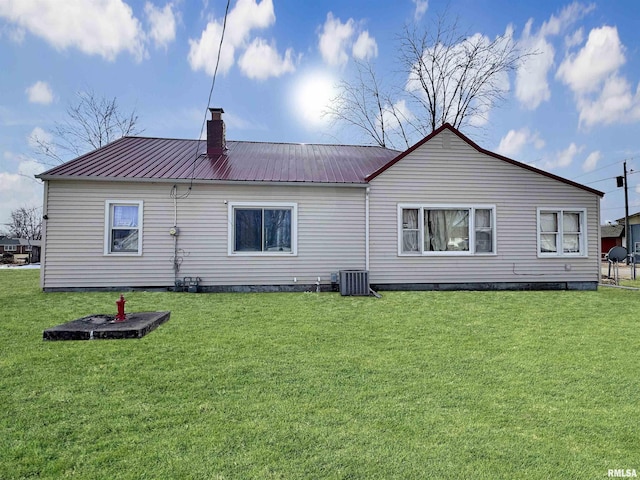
left=36, top=108, right=603, bottom=292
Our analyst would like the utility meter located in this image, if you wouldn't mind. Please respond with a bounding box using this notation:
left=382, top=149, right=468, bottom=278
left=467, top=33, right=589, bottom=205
left=169, top=226, right=179, bottom=236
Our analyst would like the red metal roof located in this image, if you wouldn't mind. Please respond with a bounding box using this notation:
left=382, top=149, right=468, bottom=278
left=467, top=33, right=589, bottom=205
left=37, top=137, right=399, bottom=184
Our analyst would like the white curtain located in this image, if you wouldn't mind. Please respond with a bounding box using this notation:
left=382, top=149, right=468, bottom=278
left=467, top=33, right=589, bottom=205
left=562, top=212, right=580, bottom=252
left=402, top=209, right=419, bottom=252
left=113, top=205, right=138, bottom=227
left=563, top=213, right=580, bottom=232
left=475, top=209, right=491, bottom=228
left=425, top=209, right=469, bottom=251
left=540, top=212, right=558, bottom=253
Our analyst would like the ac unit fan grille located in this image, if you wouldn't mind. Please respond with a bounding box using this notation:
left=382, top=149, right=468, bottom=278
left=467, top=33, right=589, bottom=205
left=339, top=270, right=369, bottom=296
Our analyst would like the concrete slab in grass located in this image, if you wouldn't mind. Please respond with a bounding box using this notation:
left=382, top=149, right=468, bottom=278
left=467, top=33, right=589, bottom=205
left=43, top=311, right=170, bottom=341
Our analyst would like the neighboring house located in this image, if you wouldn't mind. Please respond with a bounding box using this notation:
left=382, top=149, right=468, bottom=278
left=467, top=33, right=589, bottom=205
left=615, top=212, right=640, bottom=255
left=0, top=236, right=41, bottom=263
left=36, top=108, right=604, bottom=292
left=601, top=224, right=624, bottom=257
left=0, top=236, right=20, bottom=258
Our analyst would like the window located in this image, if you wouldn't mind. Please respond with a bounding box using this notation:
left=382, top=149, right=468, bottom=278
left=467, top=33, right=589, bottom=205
left=24, top=245, right=32, bottom=252
left=229, top=202, right=297, bottom=255
left=399, top=204, right=496, bottom=255
left=538, top=209, right=586, bottom=256
left=5, top=245, right=16, bottom=252
left=104, top=201, right=143, bottom=255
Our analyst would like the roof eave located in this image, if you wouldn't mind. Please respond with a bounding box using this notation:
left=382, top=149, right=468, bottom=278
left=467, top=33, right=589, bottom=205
left=35, top=175, right=370, bottom=188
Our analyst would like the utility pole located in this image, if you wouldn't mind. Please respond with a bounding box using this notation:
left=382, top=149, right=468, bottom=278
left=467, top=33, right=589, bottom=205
left=617, top=162, right=631, bottom=263
left=624, top=161, right=630, bottom=263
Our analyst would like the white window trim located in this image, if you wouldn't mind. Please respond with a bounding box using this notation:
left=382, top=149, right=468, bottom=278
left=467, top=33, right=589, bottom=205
left=104, top=200, right=143, bottom=256
left=228, top=202, right=298, bottom=256
left=537, top=208, right=587, bottom=258
left=5, top=245, right=17, bottom=252
left=397, top=204, right=497, bottom=256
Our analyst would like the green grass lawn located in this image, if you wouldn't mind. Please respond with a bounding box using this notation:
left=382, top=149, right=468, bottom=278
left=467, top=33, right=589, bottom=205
left=2, top=270, right=639, bottom=479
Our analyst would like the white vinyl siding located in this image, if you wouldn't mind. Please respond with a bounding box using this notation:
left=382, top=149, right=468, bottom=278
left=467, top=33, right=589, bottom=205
left=41, top=181, right=365, bottom=289
left=369, top=129, right=601, bottom=285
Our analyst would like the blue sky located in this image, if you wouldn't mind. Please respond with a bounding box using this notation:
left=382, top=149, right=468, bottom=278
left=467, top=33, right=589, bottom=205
left=1, top=0, right=640, bottom=228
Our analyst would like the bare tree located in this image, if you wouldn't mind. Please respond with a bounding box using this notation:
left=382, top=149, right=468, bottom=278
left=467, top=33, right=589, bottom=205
left=4, top=206, right=42, bottom=240
left=327, top=60, right=414, bottom=149
left=329, top=11, right=528, bottom=148
left=33, top=90, right=142, bottom=165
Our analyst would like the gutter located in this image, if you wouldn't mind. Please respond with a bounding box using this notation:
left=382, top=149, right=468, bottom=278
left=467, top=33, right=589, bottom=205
left=33, top=176, right=370, bottom=188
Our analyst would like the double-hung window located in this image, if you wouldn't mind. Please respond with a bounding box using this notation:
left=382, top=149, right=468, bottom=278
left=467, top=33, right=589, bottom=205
left=399, top=204, right=496, bottom=255
left=5, top=245, right=17, bottom=252
left=229, top=202, right=297, bottom=255
left=538, top=208, right=586, bottom=256
left=104, top=201, right=143, bottom=255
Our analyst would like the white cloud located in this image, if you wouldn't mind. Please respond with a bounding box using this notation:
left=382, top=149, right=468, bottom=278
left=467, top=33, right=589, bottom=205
left=0, top=157, right=45, bottom=228
left=582, top=150, right=601, bottom=172
left=412, top=0, right=428, bottom=21
left=556, top=25, right=625, bottom=94
left=238, top=38, right=295, bottom=80
left=188, top=0, right=283, bottom=77
left=577, top=75, right=640, bottom=128
left=565, top=28, right=583, bottom=48
left=25, top=81, right=53, bottom=105
left=27, top=127, right=53, bottom=150
left=318, top=13, right=355, bottom=67
left=145, top=2, right=177, bottom=49
left=352, top=31, right=378, bottom=61
left=496, top=127, right=545, bottom=158
left=540, top=142, right=583, bottom=170
left=516, top=23, right=555, bottom=110
left=539, top=2, right=594, bottom=37
left=0, top=23, right=24, bottom=43
left=188, top=21, right=235, bottom=75
left=0, top=0, right=146, bottom=61
left=317, top=12, right=378, bottom=68
left=379, top=99, right=414, bottom=132
left=556, top=25, right=640, bottom=129
left=515, top=2, right=593, bottom=110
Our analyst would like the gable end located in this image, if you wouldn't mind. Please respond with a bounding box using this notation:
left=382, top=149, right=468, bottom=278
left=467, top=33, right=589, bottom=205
left=365, top=123, right=604, bottom=197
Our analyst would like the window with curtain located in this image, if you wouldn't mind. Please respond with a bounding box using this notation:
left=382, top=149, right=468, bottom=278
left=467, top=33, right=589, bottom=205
left=399, top=205, right=495, bottom=255
left=538, top=209, right=585, bottom=256
left=105, top=201, right=143, bottom=255
left=231, top=203, right=296, bottom=255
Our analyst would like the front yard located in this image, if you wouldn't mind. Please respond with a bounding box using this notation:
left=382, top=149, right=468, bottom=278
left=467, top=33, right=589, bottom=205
left=1, top=270, right=639, bottom=479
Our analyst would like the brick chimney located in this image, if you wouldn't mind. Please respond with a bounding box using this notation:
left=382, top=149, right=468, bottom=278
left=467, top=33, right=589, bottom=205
left=207, top=107, right=226, bottom=156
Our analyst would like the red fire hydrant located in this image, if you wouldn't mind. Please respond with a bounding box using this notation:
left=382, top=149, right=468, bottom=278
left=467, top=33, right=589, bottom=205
left=115, top=294, right=127, bottom=322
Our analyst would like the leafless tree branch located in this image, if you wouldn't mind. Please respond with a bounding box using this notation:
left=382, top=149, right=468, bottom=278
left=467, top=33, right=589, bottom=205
left=33, top=90, right=142, bottom=165
left=328, top=10, right=532, bottom=147
left=3, top=206, right=42, bottom=240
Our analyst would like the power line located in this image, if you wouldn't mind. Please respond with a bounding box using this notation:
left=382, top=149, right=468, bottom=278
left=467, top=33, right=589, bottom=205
left=179, top=0, right=231, bottom=197
left=570, top=155, right=640, bottom=181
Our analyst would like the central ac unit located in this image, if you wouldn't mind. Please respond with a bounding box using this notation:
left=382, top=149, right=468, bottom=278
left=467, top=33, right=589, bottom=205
left=339, top=270, right=370, bottom=296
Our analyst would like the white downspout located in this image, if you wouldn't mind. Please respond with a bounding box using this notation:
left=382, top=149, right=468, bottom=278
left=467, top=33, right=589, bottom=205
left=365, top=186, right=370, bottom=271
left=40, top=180, right=49, bottom=290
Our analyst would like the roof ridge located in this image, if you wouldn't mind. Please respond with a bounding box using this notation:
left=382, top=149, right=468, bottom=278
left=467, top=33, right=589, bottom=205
left=120, top=136, right=399, bottom=150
